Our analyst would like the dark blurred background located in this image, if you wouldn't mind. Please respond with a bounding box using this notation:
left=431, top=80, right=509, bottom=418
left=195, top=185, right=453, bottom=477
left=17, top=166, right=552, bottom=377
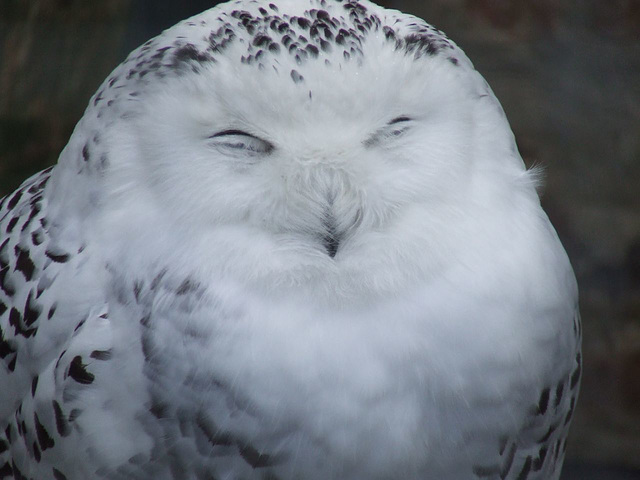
left=1, top=1, right=639, bottom=478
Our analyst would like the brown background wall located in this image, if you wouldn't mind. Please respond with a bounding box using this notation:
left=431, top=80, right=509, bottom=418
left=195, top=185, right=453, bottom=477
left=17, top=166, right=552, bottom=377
left=1, top=1, right=639, bottom=477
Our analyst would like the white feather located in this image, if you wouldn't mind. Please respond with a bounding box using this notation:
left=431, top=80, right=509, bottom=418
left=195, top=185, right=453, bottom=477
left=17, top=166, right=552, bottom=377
left=0, top=1, right=580, bottom=479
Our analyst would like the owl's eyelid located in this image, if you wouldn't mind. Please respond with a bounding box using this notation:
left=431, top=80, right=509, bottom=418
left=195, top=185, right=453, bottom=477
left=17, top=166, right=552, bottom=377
left=363, top=117, right=413, bottom=148
left=210, top=129, right=260, bottom=139
left=209, top=129, right=274, bottom=155
left=388, top=116, right=412, bottom=125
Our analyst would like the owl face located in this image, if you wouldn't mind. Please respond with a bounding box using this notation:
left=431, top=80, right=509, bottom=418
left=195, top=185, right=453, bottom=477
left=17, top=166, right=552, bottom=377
left=78, top=0, right=527, bottom=295
left=132, top=54, right=476, bottom=250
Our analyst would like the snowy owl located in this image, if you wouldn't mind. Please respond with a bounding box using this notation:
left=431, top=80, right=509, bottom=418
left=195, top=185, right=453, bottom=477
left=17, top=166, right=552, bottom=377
left=0, top=0, right=581, bottom=479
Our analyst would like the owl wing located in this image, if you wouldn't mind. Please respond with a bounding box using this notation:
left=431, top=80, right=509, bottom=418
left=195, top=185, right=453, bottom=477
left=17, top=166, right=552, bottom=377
left=1, top=174, right=265, bottom=479
left=471, top=309, right=582, bottom=480
left=2, top=168, right=66, bottom=417
left=0, top=168, right=112, bottom=479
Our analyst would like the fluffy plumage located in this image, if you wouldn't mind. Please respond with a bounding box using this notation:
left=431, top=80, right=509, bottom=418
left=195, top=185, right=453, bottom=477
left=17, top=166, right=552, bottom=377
left=0, top=1, right=580, bottom=479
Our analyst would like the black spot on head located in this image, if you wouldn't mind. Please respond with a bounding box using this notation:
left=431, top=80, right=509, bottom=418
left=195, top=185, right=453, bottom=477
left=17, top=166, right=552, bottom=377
left=403, top=34, right=441, bottom=57
left=253, top=33, right=273, bottom=48
left=173, top=44, right=214, bottom=68
left=277, top=22, right=290, bottom=34
left=343, top=1, right=368, bottom=16
left=306, top=44, right=319, bottom=57
left=231, top=9, right=249, bottom=19
left=290, top=69, right=304, bottom=84
left=68, top=356, right=95, bottom=385
left=93, top=90, right=104, bottom=106
left=296, top=17, right=311, bottom=29
left=317, top=10, right=331, bottom=22
left=336, top=30, right=352, bottom=46
left=82, top=144, right=90, bottom=162
left=268, top=3, right=278, bottom=11
left=295, top=50, right=307, bottom=63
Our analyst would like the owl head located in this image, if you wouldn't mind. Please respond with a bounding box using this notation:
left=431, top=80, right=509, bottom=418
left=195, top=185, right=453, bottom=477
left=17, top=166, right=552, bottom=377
left=50, top=0, right=537, bottom=299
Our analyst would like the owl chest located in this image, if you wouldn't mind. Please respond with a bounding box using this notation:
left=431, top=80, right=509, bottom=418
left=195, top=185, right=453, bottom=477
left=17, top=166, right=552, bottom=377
left=123, top=263, right=574, bottom=480
left=140, top=291, right=440, bottom=475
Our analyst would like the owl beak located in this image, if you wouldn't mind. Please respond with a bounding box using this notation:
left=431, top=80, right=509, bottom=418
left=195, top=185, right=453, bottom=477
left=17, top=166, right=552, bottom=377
left=322, top=214, right=340, bottom=258
left=316, top=177, right=360, bottom=259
